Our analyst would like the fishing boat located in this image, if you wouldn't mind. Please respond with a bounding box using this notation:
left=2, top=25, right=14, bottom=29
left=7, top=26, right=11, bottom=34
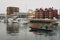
left=30, top=18, right=58, bottom=32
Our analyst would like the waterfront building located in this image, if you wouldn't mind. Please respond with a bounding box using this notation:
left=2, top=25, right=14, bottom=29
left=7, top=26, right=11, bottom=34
left=7, top=7, right=19, bottom=15
left=34, top=8, right=58, bottom=19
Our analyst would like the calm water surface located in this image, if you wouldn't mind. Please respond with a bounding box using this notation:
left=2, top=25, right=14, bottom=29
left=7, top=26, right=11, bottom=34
left=0, top=22, right=60, bottom=40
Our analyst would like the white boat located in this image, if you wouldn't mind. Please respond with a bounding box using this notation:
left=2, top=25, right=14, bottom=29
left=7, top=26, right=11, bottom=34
left=8, top=18, right=18, bottom=24
left=19, top=18, right=29, bottom=24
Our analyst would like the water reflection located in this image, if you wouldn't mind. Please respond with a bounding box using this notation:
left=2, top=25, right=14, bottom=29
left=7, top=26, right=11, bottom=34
left=5, top=21, right=59, bottom=40
left=29, top=29, right=58, bottom=40
left=29, top=22, right=58, bottom=40
left=29, top=29, right=57, bottom=36
left=6, top=23, right=19, bottom=35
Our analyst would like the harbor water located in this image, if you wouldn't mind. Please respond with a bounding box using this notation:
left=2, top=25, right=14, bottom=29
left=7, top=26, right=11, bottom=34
left=0, top=21, right=60, bottom=40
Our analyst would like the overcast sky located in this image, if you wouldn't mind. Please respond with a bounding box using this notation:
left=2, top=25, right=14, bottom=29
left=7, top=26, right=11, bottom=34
left=0, top=0, right=60, bottom=13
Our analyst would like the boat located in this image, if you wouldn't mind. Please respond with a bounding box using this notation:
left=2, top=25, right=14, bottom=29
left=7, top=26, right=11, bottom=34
left=29, top=18, right=58, bottom=32
left=18, top=18, right=29, bottom=24
left=30, top=24, right=53, bottom=32
left=30, top=18, right=57, bottom=23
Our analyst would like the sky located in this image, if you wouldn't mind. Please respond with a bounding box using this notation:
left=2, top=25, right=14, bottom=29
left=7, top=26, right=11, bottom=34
left=0, top=0, right=60, bottom=14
